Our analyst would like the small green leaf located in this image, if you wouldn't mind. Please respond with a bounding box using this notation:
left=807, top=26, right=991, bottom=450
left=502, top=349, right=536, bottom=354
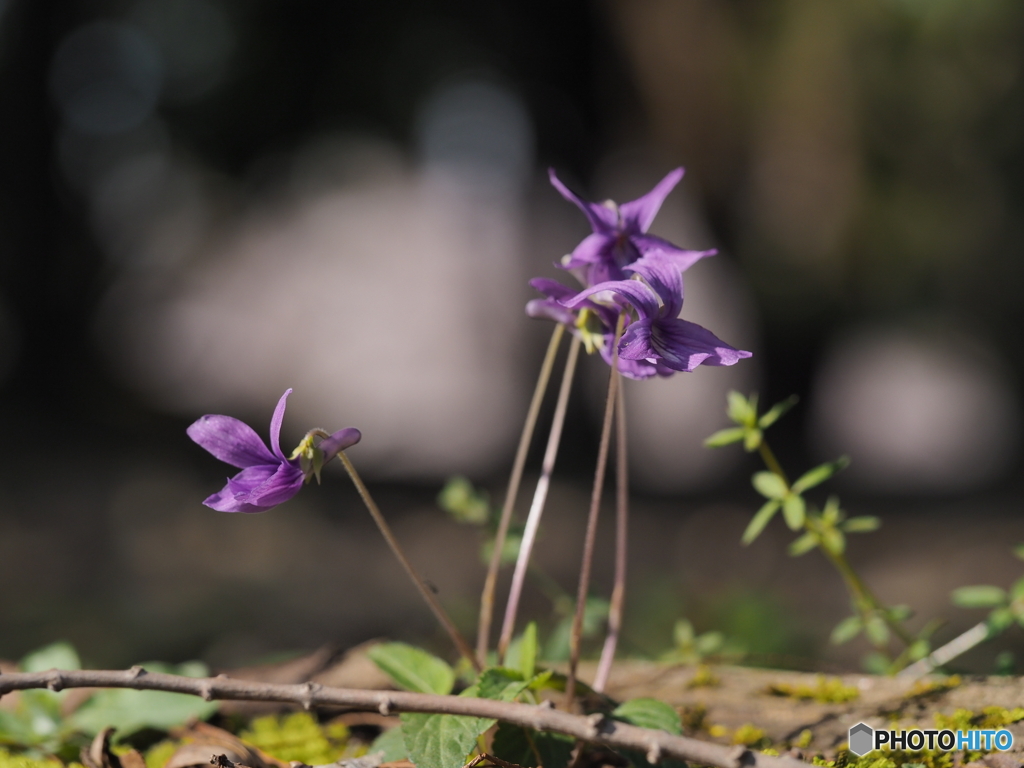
left=782, top=494, right=805, bottom=530
left=612, top=698, right=682, bottom=735
left=673, top=619, right=695, bottom=647
left=1010, top=577, right=1024, bottom=602
left=757, top=395, right=798, bottom=430
left=887, top=605, right=913, bottom=622
left=788, top=532, right=818, bottom=557
left=743, top=428, right=763, bottom=452
left=437, top=476, right=490, bottom=525
left=752, top=471, right=787, bottom=500
left=842, top=516, right=880, bottom=533
left=726, top=391, right=756, bottom=425
left=988, top=607, right=1015, bottom=634
left=742, top=500, right=780, bottom=545
left=862, top=652, right=890, bottom=674
left=695, top=631, right=724, bottom=656
left=475, top=668, right=530, bottom=702
left=367, top=643, right=455, bottom=695
left=791, top=457, right=850, bottom=494
left=830, top=616, right=862, bottom=644
left=865, top=616, right=890, bottom=646
left=519, top=622, right=538, bottom=680
left=371, top=726, right=408, bottom=763
left=401, top=711, right=492, bottom=768
left=705, top=427, right=746, bottom=448
left=1014, top=543, right=1024, bottom=561
left=20, top=642, right=81, bottom=673
left=908, top=639, right=930, bottom=662
left=952, top=585, right=1008, bottom=609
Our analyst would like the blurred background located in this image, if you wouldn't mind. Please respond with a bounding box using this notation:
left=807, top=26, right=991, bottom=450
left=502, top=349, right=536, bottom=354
left=2, top=0, right=1024, bottom=674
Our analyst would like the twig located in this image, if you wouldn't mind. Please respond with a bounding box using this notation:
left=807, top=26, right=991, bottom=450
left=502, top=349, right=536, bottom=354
left=0, top=668, right=809, bottom=768
left=464, top=753, right=524, bottom=768
left=593, top=379, right=628, bottom=693
left=478, top=324, right=565, bottom=666
left=566, top=316, right=624, bottom=708
left=897, top=621, right=990, bottom=680
left=337, top=452, right=479, bottom=671
left=498, top=336, right=583, bottom=661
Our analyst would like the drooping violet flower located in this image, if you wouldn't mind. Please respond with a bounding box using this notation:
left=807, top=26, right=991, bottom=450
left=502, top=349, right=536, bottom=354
left=187, top=388, right=361, bottom=513
left=566, top=251, right=752, bottom=373
left=549, top=167, right=716, bottom=286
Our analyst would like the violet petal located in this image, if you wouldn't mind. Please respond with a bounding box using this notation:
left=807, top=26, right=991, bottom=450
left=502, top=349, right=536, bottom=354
left=651, top=318, right=753, bottom=371
left=269, top=388, right=293, bottom=460
left=618, top=168, right=684, bottom=233
left=318, top=427, right=362, bottom=460
left=187, top=414, right=277, bottom=469
left=548, top=169, right=618, bottom=232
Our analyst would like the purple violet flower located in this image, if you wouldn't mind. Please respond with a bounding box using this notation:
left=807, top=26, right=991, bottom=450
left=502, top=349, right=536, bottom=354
left=549, top=167, right=716, bottom=286
left=187, top=388, right=361, bottom=513
left=566, top=251, right=752, bottom=373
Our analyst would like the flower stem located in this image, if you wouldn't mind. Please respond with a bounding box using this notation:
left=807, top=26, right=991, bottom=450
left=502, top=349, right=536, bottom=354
left=477, top=325, right=565, bottom=666
left=338, top=451, right=480, bottom=671
left=497, top=335, right=583, bottom=662
left=566, top=316, right=624, bottom=708
left=593, top=378, right=628, bottom=693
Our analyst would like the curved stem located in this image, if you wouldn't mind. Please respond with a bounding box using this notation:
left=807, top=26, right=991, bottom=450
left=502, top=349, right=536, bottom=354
left=497, top=335, right=582, bottom=661
left=566, top=317, right=624, bottom=707
left=477, top=325, right=564, bottom=666
left=338, top=451, right=479, bottom=670
left=593, top=378, right=628, bottom=693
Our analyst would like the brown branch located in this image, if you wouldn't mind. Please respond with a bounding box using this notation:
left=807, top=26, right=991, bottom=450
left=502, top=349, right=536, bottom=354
left=0, top=668, right=808, bottom=768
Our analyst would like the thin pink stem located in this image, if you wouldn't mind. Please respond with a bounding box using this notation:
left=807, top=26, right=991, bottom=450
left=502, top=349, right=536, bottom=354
left=497, top=335, right=582, bottom=662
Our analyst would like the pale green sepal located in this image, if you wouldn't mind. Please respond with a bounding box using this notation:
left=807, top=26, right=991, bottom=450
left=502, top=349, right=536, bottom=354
left=742, top=500, right=780, bottom=544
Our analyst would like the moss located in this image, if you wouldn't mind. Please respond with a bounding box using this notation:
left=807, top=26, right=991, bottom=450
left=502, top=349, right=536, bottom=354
left=731, top=724, right=769, bottom=748
left=794, top=729, right=814, bottom=749
left=903, top=676, right=961, bottom=700
left=0, top=750, right=70, bottom=768
left=687, top=665, right=720, bottom=689
left=239, top=712, right=349, bottom=765
left=767, top=676, right=859, bottom=703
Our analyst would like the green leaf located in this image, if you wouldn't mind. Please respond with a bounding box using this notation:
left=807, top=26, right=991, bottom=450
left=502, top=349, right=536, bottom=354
left=704, top=427, right=746, bottom=448
left=952, top=585, right=1008, bottom=609
left=842, top=516, right=880, bottom=533
left=988, top=607, right=1015, bottom=634
left=742, top=500, right=780, bottom=545
left=782, top=494, right=805, bottom=530
left=865, top=616, right=889, bottom=646
left=1010, top=577, right=1024, bottom=602
left=437, top=476, right=490, bottom=525
left=695, top=631, right=724, bottom=657
left=908, top=639, right=930, bottom=662
left=788, top=532, right=818, bottom=557
left=401, top=711, right=492, bottom=768
left=370, top=726, right=408, bottom=762
left=491, top=723, right=574, bottom=768
left=791, top=457, right=849, bottom=494
left=20, top=642, right=81, bottom=673
left=519, top=622, right=537, bottom=680
left=752, top=471, right=787, bottom=500
left=887, top=605, right=913, bottom=622
left=757, top=395, right=798, bottom=430
left=1014, top=544, right=1024, bottom=561
left=743, top=428, right=763, bottom=452
left=672, top=619, right=694, bottom=648
left=830, top=616, right=862, bottom=644
left=475, top=668, right=530, bottom=702
left=367, top=643, right=455, bottom=695
left=68, top=662, right=217, bottom=738
left=726, top=391, right=756, bottom=426
left=612, top=698, right=682, bottom=735
left=482, top=528, right=522, bottom=567
left=862, top=652, right=890, bottom=674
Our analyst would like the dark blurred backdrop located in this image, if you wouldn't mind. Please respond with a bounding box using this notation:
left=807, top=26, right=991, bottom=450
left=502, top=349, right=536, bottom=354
left=1, top=0, right=1023, bottom=673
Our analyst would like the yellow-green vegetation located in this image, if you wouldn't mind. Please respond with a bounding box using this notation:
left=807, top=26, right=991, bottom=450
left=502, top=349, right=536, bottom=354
left=903, top=676, right=961, bottom=700
left=730, top=724, right=770, bottom=749
left=687, top=664, right=720, bottom=689
left=0, top=751, right=81, bottom=768
left=934, top=706, right=1024, bottom=731
left=794, top=729, right=813, bottom=749
left=767, top=676, right=859, bottom=703
left=239, top=712, right=353, bottom=765
left=142, top=740, right=178, bottom=768
left=679, top=704, right=708, bottom=734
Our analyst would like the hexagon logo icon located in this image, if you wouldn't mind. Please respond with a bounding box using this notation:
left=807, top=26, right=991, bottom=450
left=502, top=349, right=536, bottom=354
left=849, top=722, right=874, bottom=756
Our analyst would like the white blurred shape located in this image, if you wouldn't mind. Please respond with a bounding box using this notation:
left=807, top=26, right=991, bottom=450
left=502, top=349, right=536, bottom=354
left=417, top=79, right=533, bottom=195
left=131, top=0, right=234, bottom=102
left=592, top=156, right=760, bottom=492
left=811, top=325, right=1019, bottom=491
left=50, top=22, right=162, bottom=135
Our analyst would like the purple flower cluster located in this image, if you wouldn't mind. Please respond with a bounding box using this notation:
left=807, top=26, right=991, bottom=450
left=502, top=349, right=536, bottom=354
left=527, top=168, right=750, bottom=378
left=188, top=388, right=360, bottom=513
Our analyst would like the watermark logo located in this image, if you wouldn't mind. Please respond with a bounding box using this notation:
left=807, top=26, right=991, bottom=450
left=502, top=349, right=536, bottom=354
left=847, top=723, right=1015, bottom=756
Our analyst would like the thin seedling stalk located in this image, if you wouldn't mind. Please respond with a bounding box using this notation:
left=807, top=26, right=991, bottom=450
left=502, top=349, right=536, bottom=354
left=338, top=451, right=480, bottom=670
left=565, top=317, right=624, bottom=707
left=497, top=335, right=583, bottom=662
left=477, top=324, right=564, bottom=666
left=593, top=379, right=628, bottom=693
